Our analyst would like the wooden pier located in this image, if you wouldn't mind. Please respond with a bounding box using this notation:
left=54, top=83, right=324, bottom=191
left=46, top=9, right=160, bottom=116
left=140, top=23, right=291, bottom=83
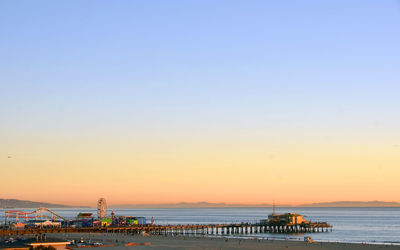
left=0, top=223, right=332, bottom=236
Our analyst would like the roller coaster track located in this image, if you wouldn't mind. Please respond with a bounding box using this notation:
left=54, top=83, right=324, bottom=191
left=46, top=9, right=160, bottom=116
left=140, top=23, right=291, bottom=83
left=5, top=207, right=65, bottom=221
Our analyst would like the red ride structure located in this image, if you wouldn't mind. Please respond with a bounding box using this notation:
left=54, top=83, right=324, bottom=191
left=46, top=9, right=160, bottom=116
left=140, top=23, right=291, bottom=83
left=5, top=207, right=65, bottom=223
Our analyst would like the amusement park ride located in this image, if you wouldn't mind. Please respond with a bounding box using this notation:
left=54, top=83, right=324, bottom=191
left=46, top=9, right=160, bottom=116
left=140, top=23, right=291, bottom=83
left=5, top=207, right=65, bottom=223
left=97, top=198, right=107, bottom=219
left=5, top=198, right=108, bottom=224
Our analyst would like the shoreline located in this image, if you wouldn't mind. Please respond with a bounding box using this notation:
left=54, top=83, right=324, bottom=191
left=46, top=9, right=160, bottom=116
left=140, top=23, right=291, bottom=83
left=208, top=234, right=400, bottom=246
left=44, top=232, right=400, bottom=249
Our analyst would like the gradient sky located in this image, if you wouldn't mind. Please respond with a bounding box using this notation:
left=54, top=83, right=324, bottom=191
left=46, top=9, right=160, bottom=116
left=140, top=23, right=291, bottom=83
left=1, top=1, right=399, bottom=206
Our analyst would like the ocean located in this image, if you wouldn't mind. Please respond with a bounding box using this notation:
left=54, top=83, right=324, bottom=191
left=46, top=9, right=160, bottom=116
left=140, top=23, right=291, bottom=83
left=1, top=207, right=400, bottom=245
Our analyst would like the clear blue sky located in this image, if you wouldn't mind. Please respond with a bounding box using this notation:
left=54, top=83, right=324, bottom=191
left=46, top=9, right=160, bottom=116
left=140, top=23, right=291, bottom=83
left=1, top=0, right=399, bottom=142
left=1, top=1, right=400, bottom=204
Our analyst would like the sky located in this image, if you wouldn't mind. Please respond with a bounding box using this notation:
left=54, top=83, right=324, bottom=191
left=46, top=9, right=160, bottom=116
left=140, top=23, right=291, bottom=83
left=0, top=0, right=399, bottom=206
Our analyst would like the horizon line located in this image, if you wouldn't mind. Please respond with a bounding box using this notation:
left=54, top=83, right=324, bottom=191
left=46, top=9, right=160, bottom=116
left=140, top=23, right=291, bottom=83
left=3, top=198, right=400, bottom=208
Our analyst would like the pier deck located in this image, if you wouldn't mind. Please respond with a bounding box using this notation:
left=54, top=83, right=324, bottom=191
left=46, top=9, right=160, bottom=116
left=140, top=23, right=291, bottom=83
left=0, top=223, right=332, bottom=236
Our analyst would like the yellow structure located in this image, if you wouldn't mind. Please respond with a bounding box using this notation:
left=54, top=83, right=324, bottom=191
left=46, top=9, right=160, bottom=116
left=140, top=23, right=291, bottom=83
left=266, top=213, right=307, bottom=225
left=12, top=222, right=26, bottom=230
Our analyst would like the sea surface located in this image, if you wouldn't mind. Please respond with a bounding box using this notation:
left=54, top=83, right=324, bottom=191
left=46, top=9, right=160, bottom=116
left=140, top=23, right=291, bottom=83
left=1, top=207, right=400, bottom=245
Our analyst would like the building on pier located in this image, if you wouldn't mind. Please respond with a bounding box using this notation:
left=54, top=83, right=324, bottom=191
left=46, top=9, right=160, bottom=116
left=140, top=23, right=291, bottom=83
left=117, top=216, right=146, bottom=225
left=262, top=213, right=306, bottom=225
left=259, top=209, right=332, bottom=233
left=76, top=213, right=93, bottom=220
left=26, top=220, right=62, bottom=228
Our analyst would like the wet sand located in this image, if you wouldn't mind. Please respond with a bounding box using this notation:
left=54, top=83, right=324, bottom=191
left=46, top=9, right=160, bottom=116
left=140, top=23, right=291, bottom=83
left=50, top=233, right=400, bottom=250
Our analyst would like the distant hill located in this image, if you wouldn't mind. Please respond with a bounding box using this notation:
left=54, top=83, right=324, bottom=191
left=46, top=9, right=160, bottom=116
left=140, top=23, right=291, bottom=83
left=110, top=202, right=289, bottom=208
left=0, top=198, right=81, bottom=208
left=111, top=202, right=229, bottom=208
left=3, top=199, right=398, bottom=209
left=111, top=201, right=400, bottom=208
left=300, top=201, right=400, bottom=207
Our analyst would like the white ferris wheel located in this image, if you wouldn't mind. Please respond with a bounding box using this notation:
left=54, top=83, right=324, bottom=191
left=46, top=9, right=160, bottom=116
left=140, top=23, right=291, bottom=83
left=97, top=198, right=107, bottom=219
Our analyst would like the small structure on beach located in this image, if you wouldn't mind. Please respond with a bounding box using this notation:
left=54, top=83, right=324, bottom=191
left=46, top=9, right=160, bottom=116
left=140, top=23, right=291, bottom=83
left=304, top=236, right=314, bottom=243
left=0, top=236, right=70, bottom=250
left=27, top=238, right=70, bottom=250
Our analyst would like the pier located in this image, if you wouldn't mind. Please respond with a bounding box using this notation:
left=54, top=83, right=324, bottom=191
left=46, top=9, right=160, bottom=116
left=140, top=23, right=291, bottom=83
left=0, top=222, right=332, bottom=236
left=2, top=205, right=332, bottom=237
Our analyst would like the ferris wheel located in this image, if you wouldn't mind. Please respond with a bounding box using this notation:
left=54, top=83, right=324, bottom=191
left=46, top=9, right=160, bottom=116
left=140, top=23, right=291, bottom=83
left=97, top=198, right=107, bottom=219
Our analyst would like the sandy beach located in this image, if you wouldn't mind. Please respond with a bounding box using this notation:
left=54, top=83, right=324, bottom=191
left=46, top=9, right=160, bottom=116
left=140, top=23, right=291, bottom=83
left=48, top=233, right=400, bottom=250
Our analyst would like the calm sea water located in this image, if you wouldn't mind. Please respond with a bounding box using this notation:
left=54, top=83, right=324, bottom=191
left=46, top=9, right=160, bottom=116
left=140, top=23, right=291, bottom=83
left=1, top=207, right=400, bottom=245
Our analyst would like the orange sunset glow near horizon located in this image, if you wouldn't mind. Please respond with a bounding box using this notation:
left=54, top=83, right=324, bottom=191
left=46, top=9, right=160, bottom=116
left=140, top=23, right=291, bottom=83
left=2, top=139, right=399, bottom=206
left=1, top=1, right=400, bottom=207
